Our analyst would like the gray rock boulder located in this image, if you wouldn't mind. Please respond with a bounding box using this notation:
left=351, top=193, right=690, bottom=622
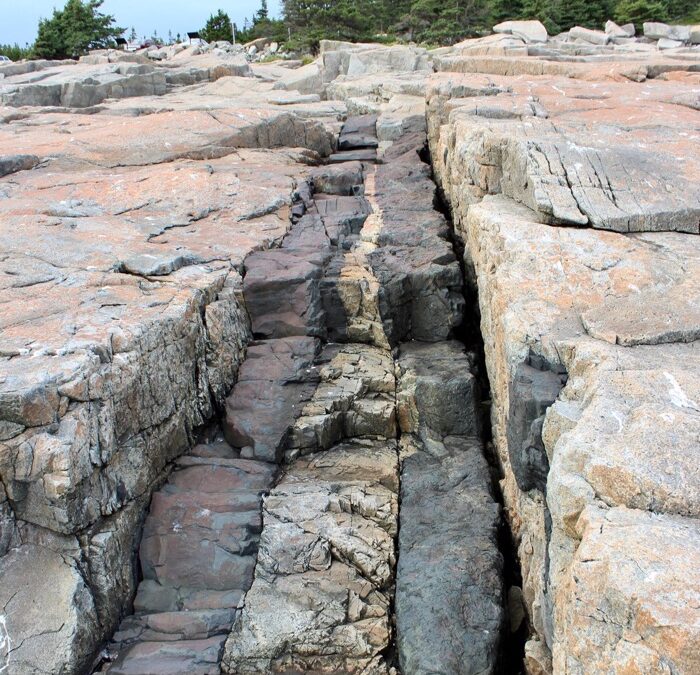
left=271, top=61, right=323, bottom=95
left=643, top=22, right=691, bottom=41
left=507, top=354, right=567, bottom=493
left=569, top=26, right=610, bottom=45
left=0, top=541, right=100, bottom=674
left=658, top=37, right=684, bottom=49
left=0, top=154, right=39, bottom=177
left=605, top=20, right=635, bottom=37
left=396, top=341, right=481, bottom=437
left=493, top=20, right=548, bottom=44
left=345, top=45, right=432, bottom=76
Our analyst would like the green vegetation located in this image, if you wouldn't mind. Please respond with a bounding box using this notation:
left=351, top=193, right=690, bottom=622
left=614, top=0, right=668, bottom=31
left=8, top=0, right=699, bottom=64
left=33, top=0, right=124, bottom=59
left=237, top=0, right=288, bottom=44
left=200, top=9, right=234, bottom=43
left=680, top=5, right=700, bottom=23
left=523, top=0, right=697, bottom=33
left=0, top=43, right=33, bottom=61
left=274, top=0, right=699, bottom=49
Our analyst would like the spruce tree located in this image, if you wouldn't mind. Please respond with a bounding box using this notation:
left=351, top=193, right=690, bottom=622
left=614, top=0, right=668, bottom=30
left=256, top=0, right=270, bottom=22
left=665, top=0, right=698, bottom=20
left=201, top=10, right=234, bottom=43
left=283, top=0, right=377, bottom=52
left=238, top=0, right=286, bottom=44
left=554, top=0, right=614, bottom=29
left=33, top=0, right=124, bottom=59
left=519, top=0, right=561, bottom=33
left=491, top=0, right=524, bottom=24
left=409, top=0, right=491, bottom=44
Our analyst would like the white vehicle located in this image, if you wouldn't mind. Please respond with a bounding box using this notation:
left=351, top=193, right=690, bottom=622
left=0, top=55, right=11, bottom=62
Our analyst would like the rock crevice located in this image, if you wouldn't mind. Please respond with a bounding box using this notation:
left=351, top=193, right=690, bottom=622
left=3, top=34, right=699, bottom=675
left=428, top=67, right=700, bottom=674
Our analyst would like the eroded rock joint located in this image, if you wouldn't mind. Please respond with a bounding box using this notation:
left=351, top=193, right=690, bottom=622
left=3, top=28, right=699, bottom=675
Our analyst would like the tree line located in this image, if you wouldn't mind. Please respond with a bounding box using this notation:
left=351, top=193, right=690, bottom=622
left=2, top=0, right=698, bottom=62
left=237, top=0, right=698, bottom=50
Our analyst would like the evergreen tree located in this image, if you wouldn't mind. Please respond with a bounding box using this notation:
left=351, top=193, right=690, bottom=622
left=275, top=0, right=699, bottom=53
left=553, top=0, right=614, bottom=30
left=238, top=0, right=286, bottom=44
left=283, top=0, right=411, bottom=51
left=256, top=0, right=270, bottom=22
left=201, top=9, right=234, bottom=43
left=614, top=0, right=667, bottom=30
left=519, top=0, right=561, bottom=33
left=491, top=0, right=524, bottom=24
left=0, top=43, right=33, bottom=61
left=129, top=27, right=137, bottom=42
left=33, top=0, right=124, bottom=59
left=665, top=0, right=697, bottom=20
left=408, top=0, right=491, bottom=44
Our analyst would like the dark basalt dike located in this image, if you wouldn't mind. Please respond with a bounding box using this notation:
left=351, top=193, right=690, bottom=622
left=3, top=34, right=700, bottom=675
left=90, top=117, right=521, bottom=675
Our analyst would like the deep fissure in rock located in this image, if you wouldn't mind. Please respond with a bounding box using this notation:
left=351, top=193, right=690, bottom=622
left=98, top=118, right=516, bottom=675
left=421, top=139, right=528, bottom=674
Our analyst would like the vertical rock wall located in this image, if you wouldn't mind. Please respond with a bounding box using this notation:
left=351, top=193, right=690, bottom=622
left=0, top=276, right=253, bottom=674
left=0, top=109, right=337, bottom=674
left=427, top=72, right=700, bottom=674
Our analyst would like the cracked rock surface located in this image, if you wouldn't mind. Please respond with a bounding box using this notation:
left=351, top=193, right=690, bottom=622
left=395, top=342, right=503, bottom=675
left=2, top=29, right=699, bottom=675
left=222, top=438, right=399, bottom=674
left=0, top=48, right=339, bottom=675
left=429, top=68, right=700, bottom=674
left=222, top=111, right=503, bottom=674
left=427, top=73, right=700, bottom=233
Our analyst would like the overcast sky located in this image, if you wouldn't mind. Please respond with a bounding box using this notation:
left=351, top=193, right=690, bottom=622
left=1, top=0, right=283, bottom=46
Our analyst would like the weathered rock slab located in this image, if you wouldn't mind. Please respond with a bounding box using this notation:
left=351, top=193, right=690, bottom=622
left=223, top=337, right=320, bottom=462
left=554, top=505, right=700, bottom=674
left=396, top=342, right=503, bottom=675
left=427, top=73, right=700, bottom=233
left=493, top=20, right=548, bottom=44
left=221, top=439, right=399, bottom=674
left=0, top=541, right=99, bottom=674
left=397, top=435, right=503, bottom=675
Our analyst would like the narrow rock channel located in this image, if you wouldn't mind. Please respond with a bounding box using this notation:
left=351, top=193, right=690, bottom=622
left=99, top=117, right=510, bottom=675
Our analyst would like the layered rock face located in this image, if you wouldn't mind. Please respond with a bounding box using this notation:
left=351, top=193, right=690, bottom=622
left=426, top=74, right=700, bottom=233
left=221, top=118, right=502, bottom=674
left=0, top=51, right=252, bottom=108
left=0, top=51, right=338, bottom=675
left=2, top=26, right=699, bottom=675
left=427, top=58, right=700, bottom=673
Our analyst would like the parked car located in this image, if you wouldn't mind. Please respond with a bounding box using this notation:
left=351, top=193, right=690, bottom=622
left=0, top=55, right=11, bottom=62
